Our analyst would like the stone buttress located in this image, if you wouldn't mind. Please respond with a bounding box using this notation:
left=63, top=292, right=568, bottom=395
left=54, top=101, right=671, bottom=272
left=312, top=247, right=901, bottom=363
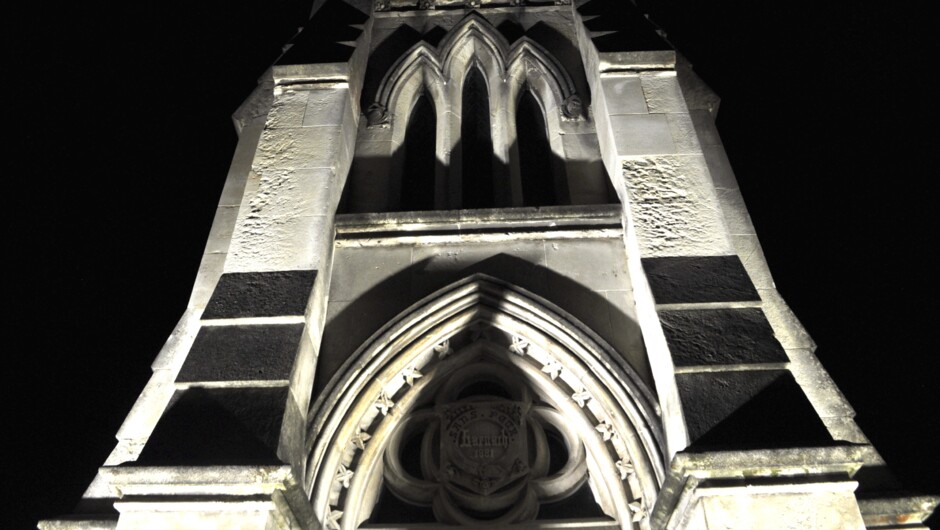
left=40, top=0, right=937, bottom=529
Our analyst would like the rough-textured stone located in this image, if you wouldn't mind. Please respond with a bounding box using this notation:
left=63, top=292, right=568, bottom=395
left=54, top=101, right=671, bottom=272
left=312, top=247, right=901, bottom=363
left=265, top=89, right=309, bottom=129
left=676, top=370, right=831, bottom=448
left=203, top=270, right=316, bottom=319
left=227, top=214, right=330, bottom=273
left=254, top=126, right=344, bottom=171
left=177, top=324, right=304, bottom=382
left=623, top=155, right=731, bottom=256
left=138, top=387, right=289, bottom=465
left=642, top=255, right=760, bottom=304
left=660, top=308, right=788, bottom=366
left=640, top=71, right=686, bottom=114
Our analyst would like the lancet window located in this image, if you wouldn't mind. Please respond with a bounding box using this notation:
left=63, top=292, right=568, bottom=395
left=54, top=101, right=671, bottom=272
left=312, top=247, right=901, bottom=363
left=344, top=14, right=613, bottom=213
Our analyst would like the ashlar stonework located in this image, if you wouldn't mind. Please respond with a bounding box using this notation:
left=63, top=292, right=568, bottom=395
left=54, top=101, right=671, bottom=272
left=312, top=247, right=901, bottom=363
left=40, top=1, right=937, bottom=529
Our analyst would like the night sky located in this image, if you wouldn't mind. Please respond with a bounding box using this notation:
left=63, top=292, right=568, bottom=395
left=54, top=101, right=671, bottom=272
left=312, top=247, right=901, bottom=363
left=10, top=1, right=937, bottom=528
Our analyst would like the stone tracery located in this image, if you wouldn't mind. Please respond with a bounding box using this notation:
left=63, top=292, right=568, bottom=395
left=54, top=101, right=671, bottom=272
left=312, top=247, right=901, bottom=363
left=305, top=275, right=665, bottom=529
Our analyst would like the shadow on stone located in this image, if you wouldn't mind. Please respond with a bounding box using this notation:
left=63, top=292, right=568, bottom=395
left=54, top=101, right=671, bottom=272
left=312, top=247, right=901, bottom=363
left=137, top=387, right=287, bottom=465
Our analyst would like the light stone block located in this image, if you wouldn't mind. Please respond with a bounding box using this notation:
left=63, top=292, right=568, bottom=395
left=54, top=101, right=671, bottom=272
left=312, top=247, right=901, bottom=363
left=623, top=155, right=733, bottom=257
left=787, top=347, right=856, bottom=419
left=265, top=89, right=309, bottom=129
left=204, top=206, right=239, bottom=255
left=609, top=114, right=676, bottom=156
left=302, top=87, right=349, bottom=128
left=690, top=109, right=722, bottom=147
left=227, top=215, right=330, bottom=273
left=114, top=508, right=272, bottom=530
left=640, top=71, right=687, bottom=114
left=560, top=132, right=603, bottom=161
left=329, top=245, right=414, bottom=303
left=821, top=416, right=870, bottom=444
left=703, top=144, right=738, bottom=189
left=716, top=188, right=756, bottom=236
left=188, top=253, right=227, bottom=311
left=698, top=488, right=865, bottom=530
left=410, top=240, right=548, bottom=298
left=218, top=118, right=266, bottom=207
left=254, top=126, right=344, bottom=171
left=245, top=167, right=337, bottom=220
left=152, top=310, right=203, bottom=371
left=758, top=288, right=815, bottom=350
left=289, top=330, right=318, bottom=415
left=666, top=113, right=702, bottom=154
left=731, top=234, right=776, bottom=290
left=606, top=289, right=651, bottom=384
left=544, top=238, right=630, bottom=291
left=111, top=371, right=176, bottom=454
left=599, top=74, right=647, bottom=115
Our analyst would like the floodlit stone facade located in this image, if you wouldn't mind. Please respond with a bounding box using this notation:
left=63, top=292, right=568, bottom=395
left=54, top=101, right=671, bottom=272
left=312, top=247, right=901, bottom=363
left=40, top=0, right=937, bottom=529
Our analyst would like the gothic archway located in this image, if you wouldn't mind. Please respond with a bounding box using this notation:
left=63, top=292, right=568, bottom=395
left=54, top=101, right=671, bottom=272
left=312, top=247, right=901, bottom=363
left=305, top=275, right=665, bottom=529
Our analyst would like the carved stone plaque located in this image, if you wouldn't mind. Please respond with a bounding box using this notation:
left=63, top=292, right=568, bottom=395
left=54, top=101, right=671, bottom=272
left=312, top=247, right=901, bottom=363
left=440, top=401, right=529, bottom=495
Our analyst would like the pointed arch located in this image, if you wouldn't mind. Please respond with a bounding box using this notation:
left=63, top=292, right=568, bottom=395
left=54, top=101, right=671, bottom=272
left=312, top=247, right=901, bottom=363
left=363, top=13, right=583, bottom=211
left=305, top=275, right=665, bottom=529
left=439, top=14, right=511, bottom=208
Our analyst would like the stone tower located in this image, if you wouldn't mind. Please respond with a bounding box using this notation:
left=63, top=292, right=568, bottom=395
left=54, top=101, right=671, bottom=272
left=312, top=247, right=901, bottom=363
left=40, top=0, right=937, bottom=529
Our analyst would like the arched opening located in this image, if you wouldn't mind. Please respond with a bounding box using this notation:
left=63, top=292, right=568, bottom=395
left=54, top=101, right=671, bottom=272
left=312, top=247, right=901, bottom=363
left=306, top=276, right=665, bottom=529
left=400, top=93, right=437, bottom=211
left=516, top=88, right=556, bottom=207
left=461, top=66, right=495, bottom=209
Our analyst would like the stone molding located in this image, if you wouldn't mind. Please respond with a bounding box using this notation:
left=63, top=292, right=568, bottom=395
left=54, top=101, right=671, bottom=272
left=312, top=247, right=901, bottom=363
left=305, top=274, right=665, bottom=528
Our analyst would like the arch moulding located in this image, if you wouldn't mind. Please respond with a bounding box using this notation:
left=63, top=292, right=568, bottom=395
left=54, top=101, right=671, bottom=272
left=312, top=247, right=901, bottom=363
left=305, top=275, right=666, bottom=529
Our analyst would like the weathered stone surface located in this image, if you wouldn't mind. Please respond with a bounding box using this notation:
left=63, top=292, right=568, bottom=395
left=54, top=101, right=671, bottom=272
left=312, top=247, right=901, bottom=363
left=640, top=71, right=686, bottom=114
left=642, top=255, right=759, bottom=304
left=660, top=308, right=787, bottom=366
left=623, top=155, right=732, bottom=256
left=254, top=126, right=344, bottom=171
left=227, top=214, right=330, bottom=273
left=203, top=270, right=317, bottom=319
left=265, top=89, right=309, bottom=129
left=177, top=324, right=304, bottom=382
left=676, top=370, right=831, bottom=448
left=138, top=387, right=289, bottom=464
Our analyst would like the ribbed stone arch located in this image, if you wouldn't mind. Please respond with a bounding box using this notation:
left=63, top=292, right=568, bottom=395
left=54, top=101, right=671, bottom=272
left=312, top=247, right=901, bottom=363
left=505, top=38, right=579, bottom=205
left=367, top=13, right=582, bottom=209
left=371, top=44, right=449, bottom=208
left=305, top=275, right=665, bottom=529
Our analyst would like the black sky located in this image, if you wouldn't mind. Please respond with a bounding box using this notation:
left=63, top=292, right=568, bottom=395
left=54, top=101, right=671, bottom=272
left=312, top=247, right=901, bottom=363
left=9, top=1, right=937, bottom=528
